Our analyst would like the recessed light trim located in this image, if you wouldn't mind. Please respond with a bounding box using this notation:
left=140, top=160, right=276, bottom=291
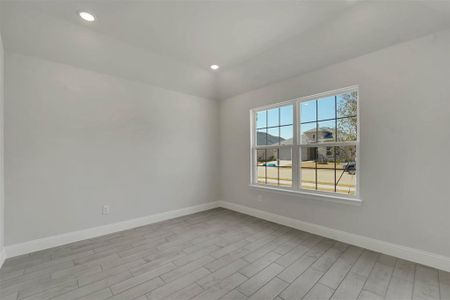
left=79, top=11, right=95, bottom=22
left=210, top=65, right=219, bottom=70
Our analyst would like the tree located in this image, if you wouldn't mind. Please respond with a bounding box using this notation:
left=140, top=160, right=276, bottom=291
left=337, top=91, right=357, bottom=141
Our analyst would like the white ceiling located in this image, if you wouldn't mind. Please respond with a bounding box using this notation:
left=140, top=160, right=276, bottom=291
left=29, top=1, right=355, bottom=69
left=1, top=1, right=450, bottom=100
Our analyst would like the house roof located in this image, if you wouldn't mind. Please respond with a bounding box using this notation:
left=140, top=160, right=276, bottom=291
left=303, top=127, right=335, bottom=134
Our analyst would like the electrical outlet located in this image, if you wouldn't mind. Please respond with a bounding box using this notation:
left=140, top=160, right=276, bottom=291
left=102, top=205, right=110, bottom=215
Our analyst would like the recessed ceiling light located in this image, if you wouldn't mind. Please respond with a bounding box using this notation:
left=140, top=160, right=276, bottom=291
left=79, top=11, right=95, bottom=22
left=210, top=65, right=219, bottom=70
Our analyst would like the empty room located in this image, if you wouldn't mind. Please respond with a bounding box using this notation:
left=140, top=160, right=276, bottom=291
left=1, top=1, right=450, bottom=299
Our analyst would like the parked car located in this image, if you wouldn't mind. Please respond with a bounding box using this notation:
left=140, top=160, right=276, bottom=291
left=345, top=162, right=356, bottom=175
left=264, top=162, right=277, bottom=167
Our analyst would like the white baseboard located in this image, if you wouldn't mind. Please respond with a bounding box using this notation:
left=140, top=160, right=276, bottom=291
left=219, top=200, right=450, bottom=272
left=4, top=200, right=450, bottom=273
left=4, top=201, right=220, bottom=259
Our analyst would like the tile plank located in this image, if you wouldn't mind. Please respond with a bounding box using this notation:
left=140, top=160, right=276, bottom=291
left=0, top=209, right=446, bottom=300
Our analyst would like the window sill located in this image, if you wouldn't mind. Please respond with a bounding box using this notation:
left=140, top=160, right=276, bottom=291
left=248, top=184, right=362, bottom=206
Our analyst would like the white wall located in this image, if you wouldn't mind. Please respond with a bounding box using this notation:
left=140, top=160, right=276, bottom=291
left=220, top=29, right=450, bottom=258
left=0, top=31, right=5, bottom=263
left=5, top=53, right=219, bottom=245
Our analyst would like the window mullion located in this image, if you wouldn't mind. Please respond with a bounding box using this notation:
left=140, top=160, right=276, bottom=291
left=298, top=141, right=357, bottom=147
left=255, top=144, right=293, bottom=150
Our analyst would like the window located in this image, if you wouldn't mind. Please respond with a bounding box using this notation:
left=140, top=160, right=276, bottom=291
left=251, top=87, right=359, bottom=199
left=255, top=104, right=294, bottom=187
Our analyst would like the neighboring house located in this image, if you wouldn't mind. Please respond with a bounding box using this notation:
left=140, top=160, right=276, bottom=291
left=301, top=127, right=336, bottom=162
left=256, top=131, right=284, bottom=145
left=301, top=127, right=355, bottom=164
left=257, top=128, right=354, bottom=166
left=256, top=132, right=290, bottom=165
left=302, top=127, right=335, bottom=144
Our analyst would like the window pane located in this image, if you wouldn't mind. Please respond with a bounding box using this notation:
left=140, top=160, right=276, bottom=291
left=279, top=148, right=292, bottom=187
left=336, top=146, right=356, bottom=195
left=300, top=99, right=316, bottom=123
left=267, top=127, right=280, bottom=145
left=317, top=168, right=335, bottom=193
left=257, top=149, right=266, bottom=164
left=337, top=91, right=357, bottom=118
left=257, top=148, right=293, bottom=187
left=317, top=146, right=335, bottom=192
left=257, top=167, right=266, bottom=184
left=337, top=117, right=357, bottom=142
left=280, top=125, right=293, bottom=144
left=318, top=96, right=335, bottom=121
left=280, top=105, right=293, bottom=125
left=300, top=147, right=316, bottom=190
left=256, top=149, right=266, bottom=184
left=256, top=110, right=267, bottom=129
left=265, top=148, right=278, bottom=186
left=317, top=120, right=336, bottom=143
left=300, top=122, right=317, bottom=144
left=267, top=108, right=279, bottom=127
left=257, top=128, right=267, bottom=145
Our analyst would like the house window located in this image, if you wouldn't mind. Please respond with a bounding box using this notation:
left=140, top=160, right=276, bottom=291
left=251, top=86, right=359, bottom=199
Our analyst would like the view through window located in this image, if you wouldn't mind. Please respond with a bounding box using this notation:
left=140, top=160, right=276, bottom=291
left=252, top=87, right=358, bottom=197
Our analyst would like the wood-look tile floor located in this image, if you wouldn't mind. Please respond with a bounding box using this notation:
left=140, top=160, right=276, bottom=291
left=1, top=208, right=449, bottom=300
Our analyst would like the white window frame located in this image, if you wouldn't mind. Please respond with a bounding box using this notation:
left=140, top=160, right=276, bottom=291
left=250, top=86, right=361, bottom=205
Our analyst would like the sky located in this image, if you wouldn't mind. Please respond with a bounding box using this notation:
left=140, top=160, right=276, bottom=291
left=256, top=95, right=337, bottom=129
left=256, top=93, right=356, bottom=143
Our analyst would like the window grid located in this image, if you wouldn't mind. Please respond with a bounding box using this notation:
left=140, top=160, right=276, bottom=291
left=254, top=104, right=294, bottom=188
left=256, top=148, right=293, bottom=187
left=299, top=93, right=357, bottom=195
left=251, top=86, right=359, bottom=198
left=256, top=105, right=293, bottom=146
